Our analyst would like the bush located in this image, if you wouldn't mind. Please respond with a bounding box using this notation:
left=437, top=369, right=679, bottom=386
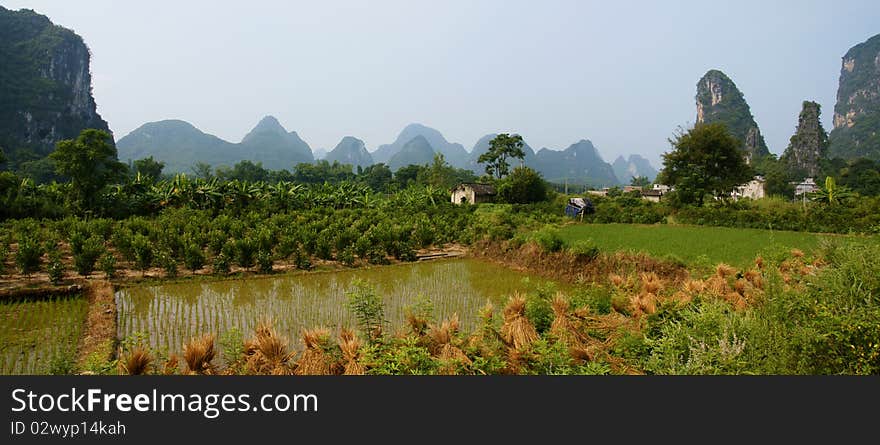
left=47, top=253, right=64, bottom=284
left=0, top=242, right=8, bottom=276
left=532, top=226, right=564, bottom=253
left=339, top=247, right=355, bottom=267
left=158, top=250, right=178, bottom=277
left=567, top=239, right=600, bottom=261
left=234, top=237, right=256, bottom=270
left=183, top=243, right=205, bottom=272
left=131, top=234, right=153, bottom=273
left=15, top=235, right=43, bottom=275
left=294, top=249, right=311, bottom=270
left=257, top=250, right=273, bottom=274
left=73, top=236, right=105, bottom=276
left=497, top=167, right=548, bottom=204
left=346, top=279, right=385, bottom=340
left=100, top=252, right=117, bottom=279
left=213, top=253, right=230, bottom=275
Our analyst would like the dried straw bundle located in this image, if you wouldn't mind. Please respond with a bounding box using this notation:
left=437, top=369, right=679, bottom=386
left=338, top=328, right=365, bottom=375
left=245, top=323, right=295, bottom=375
left=683, top=279, right=705, bottom=295
left=608, top=273, right=625, bottom=287
left=501, top=295, right=539, bottom=350
left=427, top=314, right=472, bottom=374
left=405, top=312, right=429, bottom=337
left=162, top=354, right=179, bottom=375
left=184, top=334, right=216, bottom=375
left=640, top=272, right=663, bottom=294
left=295, top=328, right=333, bottom=375
left=705, top=276, right=729, bottom=297
left=120, top=346, right=152, bottom=375
left=743, top=269, right=763, bottom=289
left=629, top=292, right=657, bottom=315
left=550, top=294, right=587, bottom=346
left=715, top=263, right=736, bottom=279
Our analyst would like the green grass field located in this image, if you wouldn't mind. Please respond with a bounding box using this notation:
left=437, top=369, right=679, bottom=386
left=558, top=223, right=859, bottom=268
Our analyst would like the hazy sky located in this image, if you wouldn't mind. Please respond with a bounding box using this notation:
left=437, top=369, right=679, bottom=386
left=5, top=0, right=879, bottom=166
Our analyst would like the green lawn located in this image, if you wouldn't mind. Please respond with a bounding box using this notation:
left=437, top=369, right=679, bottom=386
left=557, top=223, right=853, bottom=268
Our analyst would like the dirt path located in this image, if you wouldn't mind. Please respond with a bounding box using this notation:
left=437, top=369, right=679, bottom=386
left=75, top=280, right=117, bottom=372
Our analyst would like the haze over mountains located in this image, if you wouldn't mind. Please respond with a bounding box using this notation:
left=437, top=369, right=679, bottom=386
left=116, top=117, right=643, bottom=186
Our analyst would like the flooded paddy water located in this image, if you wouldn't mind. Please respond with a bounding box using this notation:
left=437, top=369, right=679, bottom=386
left=116, top=258, right=564, bottom=360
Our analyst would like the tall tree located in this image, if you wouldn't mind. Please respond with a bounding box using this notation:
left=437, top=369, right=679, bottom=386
left=629, top=175, right=651, bottom=188
left=658, top=123, right=752, bottom=206
left=132, top=156, right=165, bottom=182
left=191, top=162, right=214, bottom=180
left=478, top=133, right=525, bottom=179
left=50, top=129, right=125, bottom=211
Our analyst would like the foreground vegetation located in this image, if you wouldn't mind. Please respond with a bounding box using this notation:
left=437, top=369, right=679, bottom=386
left=102, top=239, right=878, bottom=375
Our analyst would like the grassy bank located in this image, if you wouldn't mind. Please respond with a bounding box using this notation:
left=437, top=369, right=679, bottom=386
left=557, top=223, right=850, bottom=268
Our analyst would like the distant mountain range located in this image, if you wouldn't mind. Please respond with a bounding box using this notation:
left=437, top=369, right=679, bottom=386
left=116, top=117, right=653, bottom=186
left=373, top=123, right=470, bottom=168
left=612, top=155, right=658, bottom=183
left=325, top=136, right=372, bottom=169
left=117, top=116, right=312, bottom=173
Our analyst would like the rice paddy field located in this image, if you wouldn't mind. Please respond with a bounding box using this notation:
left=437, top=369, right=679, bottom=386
left=116, top=258, right=563, bottom=363
left=0, top=295, right=88, bottom=374
left=557, top=223, right=856, bottom=267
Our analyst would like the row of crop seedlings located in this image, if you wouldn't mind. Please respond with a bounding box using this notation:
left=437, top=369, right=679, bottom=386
left=0, top=295, right=88, bottom=374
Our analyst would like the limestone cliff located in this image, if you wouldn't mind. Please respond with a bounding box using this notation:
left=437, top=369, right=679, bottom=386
left=781, top=101, right=828, bottom=177
left=828, top=33, right=880, bottom=160
left=0, top=7, right=111, bottom=165
left=695, top=70, right=769, bottom=161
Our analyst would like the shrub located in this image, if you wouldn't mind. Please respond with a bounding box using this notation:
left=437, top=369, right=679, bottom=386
left=354, top=236, right=372, bottom=259
left=568, top=239, right=599, bottom=261
left=346, top=279, right=385, bottom=340
left=294, top=249, right=311, bottom=270
left=276, top=236, right=298, bottom=259
left=497, top=167, right=548, bottom=204
left=111, top=228, right=135, bottom=262
left=183, top=243, right=205, bottom=272
left=367, top=247, right=390, bottom=265
left=47, top=253, right=64, bottom=284
left=157, top=250, right=178, bottom=278
left=213, top=253, right=230, bottom=275
left=257, top=250, right=273, bottom=274
left=0, top=242, right=8, bottom=276
left=131, top=234, right=153, bottom=273
left=15, top=235, right=43, bottom=275
left=315, top=232, right=334, bottom=260
left=532, top=226, right=564, bottom=253
left=234, top=237, right=256, bottom=270
left=100, top=252, right=117, bottom=279
left=395, top=241, right=418, bottom=262
left=339, top=247, right=355, bottom=267
left=73, top=236, right=105, bottom=276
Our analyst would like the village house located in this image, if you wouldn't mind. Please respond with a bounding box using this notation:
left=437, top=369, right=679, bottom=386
left=451, top=183, right=496, bottom=205
left=793, top=178, right=819, bottom=197
left=586, top=183, right=671, bottom=202
left=731, top=176, right=766, bottom=201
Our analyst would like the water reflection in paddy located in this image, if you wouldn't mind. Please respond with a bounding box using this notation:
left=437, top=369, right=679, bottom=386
left=116, top=258, right=562, bottom=358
